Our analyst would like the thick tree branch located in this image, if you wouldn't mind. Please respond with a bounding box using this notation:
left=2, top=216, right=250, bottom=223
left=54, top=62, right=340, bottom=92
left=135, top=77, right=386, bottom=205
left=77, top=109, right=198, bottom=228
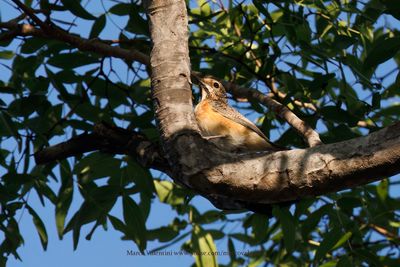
left=34, top=122, right=169, bottom=174
left=183, top=122, right=400, bottom=205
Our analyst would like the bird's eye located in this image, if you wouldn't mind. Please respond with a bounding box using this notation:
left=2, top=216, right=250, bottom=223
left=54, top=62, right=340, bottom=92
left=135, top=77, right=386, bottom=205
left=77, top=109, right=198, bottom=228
left=213, top=82, right=219, bottom=88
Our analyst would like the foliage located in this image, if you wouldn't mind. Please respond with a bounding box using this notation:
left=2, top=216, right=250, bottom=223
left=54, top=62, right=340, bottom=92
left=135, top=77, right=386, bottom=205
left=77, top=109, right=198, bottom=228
left=0, top=0, right=399, bottom=266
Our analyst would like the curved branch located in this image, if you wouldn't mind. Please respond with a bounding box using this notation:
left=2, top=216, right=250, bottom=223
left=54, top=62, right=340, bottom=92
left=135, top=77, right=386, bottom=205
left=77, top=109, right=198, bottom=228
left=228, top=79, right=322, bottom=147
left=34, top=122, right=169, bottom=174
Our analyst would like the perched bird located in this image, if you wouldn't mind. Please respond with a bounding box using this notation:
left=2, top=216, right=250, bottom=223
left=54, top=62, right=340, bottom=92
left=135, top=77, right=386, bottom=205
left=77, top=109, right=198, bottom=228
left=194, top=75, right=284, bottom=152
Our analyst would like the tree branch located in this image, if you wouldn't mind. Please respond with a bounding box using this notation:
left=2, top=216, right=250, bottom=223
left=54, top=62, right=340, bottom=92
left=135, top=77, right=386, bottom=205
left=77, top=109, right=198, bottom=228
left=34, top=122, right=170, bottom=174
left=184, top=122, right=400, bottom=205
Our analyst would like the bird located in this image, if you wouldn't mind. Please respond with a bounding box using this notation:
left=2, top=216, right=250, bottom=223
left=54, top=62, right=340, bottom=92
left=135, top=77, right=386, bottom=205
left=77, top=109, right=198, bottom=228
left=194, top=75, right=285, bottom=152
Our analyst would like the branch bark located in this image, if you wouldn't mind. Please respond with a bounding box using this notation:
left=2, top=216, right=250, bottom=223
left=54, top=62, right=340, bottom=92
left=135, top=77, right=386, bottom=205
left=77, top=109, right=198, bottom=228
left=34, top=122, right=169, bottom=174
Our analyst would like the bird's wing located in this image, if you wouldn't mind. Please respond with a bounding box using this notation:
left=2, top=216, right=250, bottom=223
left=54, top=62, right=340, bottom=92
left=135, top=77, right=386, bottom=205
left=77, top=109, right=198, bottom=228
left=210, top=101, right=270, bottom=141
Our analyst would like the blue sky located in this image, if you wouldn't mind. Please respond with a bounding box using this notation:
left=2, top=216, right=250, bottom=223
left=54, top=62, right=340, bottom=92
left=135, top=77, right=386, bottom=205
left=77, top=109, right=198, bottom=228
left=1, top=1, right=399, bottom=266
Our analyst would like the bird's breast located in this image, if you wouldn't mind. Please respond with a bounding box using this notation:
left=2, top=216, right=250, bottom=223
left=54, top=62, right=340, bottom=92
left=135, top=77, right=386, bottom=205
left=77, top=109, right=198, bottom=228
left=195, top=100, right=231, bottom=136
left=195, top=100, right=266, bottom=148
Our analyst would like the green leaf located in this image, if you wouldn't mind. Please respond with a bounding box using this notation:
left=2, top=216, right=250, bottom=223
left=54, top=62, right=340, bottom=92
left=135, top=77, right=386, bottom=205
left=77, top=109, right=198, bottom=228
left=8, top=95, right=47, bottom=117
left=123, top=159, right=155, bottom=198
left=337, top=256, right=352, bottom=267
left=376, top=179, right=388, bottom=202
left=250, top=213, right=269, bottom=242
left=26, top=205, right=48, bottom=250
left=64, top=186, right=118, bottom=249
left=147, top=226, right=179, bottom=242
left=74, top=101, right=110, bottom=123
left=253, top=1, right=269, bottom=17
left=227, top=238, right=236, bottom=261
left=108, top=215, right=127, bottom=234
left=56, top=160, right=73, bottom=239
left=332, top=232, right=352, bottom=250
left=320, top=106, right=360, bottom=126
left=149, top=231, right=191, bottom=253
left=73, top=152, right=121, bottom=181
left=337, top=196, right=362, bottom=215
left=314, top=227, right=342, bottom=263
left=319, top=261, right=338, bottom=267
left=192, top=226, right=218, bottom=267
left=109, top=3, right=130, bottom=16
left=20, top=38, right=48, bottom=54
left=309, top=73, right=335, bottom=92
left=60, top=0, right=96, bottom=20
left=195, top=210, right=225, bottom=225
left=47, top=52, right=99, bottom=69
left=89, top=14, right=106, bottom=39
left=207, top=229, right=224, bottom=240
left=126, top=5, right=149, bottom=36
left=122, top=196, right=147, bottom=252
left=381, top=0, right=400, bottom=20
left=0, top=111, right=19, bottom=137
left=364, top=37, right=400, bottom=68
left=154, top=180, right=186, bottom=205
left=334, top=35, right=357, bottom=50
left=372, top=92, right=381, bottom=109
left=0, top=50, right=14, bottom=59
left=229, top=233, right=258, bottom=246
left=33, top=180, right=57, bottom=205
left=273, top=206, right=296, bottom=253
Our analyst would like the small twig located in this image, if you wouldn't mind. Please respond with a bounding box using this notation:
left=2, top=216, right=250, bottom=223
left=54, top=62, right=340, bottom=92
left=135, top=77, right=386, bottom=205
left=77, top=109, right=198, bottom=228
left=355, top=216, right=399, bottom=241
left=368, top=223, right=399, bottom=240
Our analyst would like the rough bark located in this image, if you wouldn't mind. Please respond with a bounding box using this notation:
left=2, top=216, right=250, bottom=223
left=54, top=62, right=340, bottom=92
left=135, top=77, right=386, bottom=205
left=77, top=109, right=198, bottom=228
left=34, top=122, right=169, bottom=174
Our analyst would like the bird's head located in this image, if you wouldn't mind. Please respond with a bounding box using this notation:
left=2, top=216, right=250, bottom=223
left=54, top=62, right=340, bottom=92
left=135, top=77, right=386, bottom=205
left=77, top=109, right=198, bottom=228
left=195, top=76, right=227, bottom=102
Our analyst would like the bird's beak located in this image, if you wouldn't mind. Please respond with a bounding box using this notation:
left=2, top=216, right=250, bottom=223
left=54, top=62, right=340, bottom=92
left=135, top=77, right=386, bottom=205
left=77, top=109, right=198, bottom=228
left=192, top=73, right=211, bottom=97
left=198, top=80, right=210, bottom=96
left=199, top=80, right=211, bottom=99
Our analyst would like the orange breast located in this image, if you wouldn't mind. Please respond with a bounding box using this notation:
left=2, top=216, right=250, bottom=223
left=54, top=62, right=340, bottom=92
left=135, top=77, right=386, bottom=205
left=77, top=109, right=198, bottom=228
left=195, top=101, right=235, bottom=135
left=195, top=100, right=269, bottom=150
